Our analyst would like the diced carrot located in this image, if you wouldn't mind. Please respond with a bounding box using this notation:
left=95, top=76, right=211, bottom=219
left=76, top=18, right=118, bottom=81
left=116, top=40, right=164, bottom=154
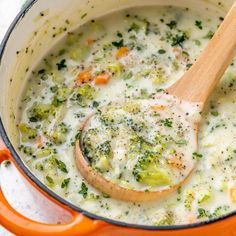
left=76, top=68, right=93, bottom=85
left=229, top=188, right=236, bottom=203
left=116, top=47, right=129, bottom=60
left=151, top=105, right=166, bottom=111
left=87, top=37, right=94, bottom=46
left=95, top=73, right=111, bottom=85
left=36, top=135, right=44, bottom=148
left=168, top=156, right=185, bottom=170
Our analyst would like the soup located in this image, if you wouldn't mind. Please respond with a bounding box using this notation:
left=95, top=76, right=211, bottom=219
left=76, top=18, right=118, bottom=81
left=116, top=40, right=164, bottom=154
left=17, top=5, right=236, bottom=226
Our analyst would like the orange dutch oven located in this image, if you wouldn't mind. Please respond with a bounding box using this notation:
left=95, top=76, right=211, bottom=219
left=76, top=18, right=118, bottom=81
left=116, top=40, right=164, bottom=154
left=1, top=0, right=236, bottom=235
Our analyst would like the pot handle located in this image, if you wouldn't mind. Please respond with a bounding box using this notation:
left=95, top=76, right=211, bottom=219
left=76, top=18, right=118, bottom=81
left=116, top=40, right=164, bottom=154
left=0, top=139, right=106, bottom=236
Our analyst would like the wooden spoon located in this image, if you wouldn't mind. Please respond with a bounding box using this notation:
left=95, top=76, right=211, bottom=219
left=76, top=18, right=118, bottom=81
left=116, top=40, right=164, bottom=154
left=75, top=2, right=236, bottom=202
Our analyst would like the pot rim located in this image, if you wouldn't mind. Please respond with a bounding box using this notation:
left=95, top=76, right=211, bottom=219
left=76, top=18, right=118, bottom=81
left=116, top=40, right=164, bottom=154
left=0, top=0, right=235, bottom=231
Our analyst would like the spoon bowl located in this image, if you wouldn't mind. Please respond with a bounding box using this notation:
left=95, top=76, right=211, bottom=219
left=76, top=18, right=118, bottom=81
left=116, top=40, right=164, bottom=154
left=75, top=113, right=195, bottom=202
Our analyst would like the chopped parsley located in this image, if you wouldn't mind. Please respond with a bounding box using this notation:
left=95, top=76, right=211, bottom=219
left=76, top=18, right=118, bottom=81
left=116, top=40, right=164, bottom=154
left=166, top=20, right=177, bottom=29
left=55, top=159, right=68, bottom=173
left=61, top=178, right=71, bottom=188
left=92, top=101, right=100, bottom=108
left=211, top=111, right=219, bottom=116
left=192, top=152, right=203, bottom=160
left=170, top=33, right=188, bottom=47
left=117, top=31, right=123, bottom=38
left=38, top=69, right=46, bottom=74
left=46, top=175, right=54, bottom=184
left=112, top=39, right=124, bottom=48
left=197, top=208, right=209, bottom=218
left=195, top=20, right=203, bottom=29
left=79, top=182, right=88, bottom=198
left=204, top=30, right=214, bottom=39
left=75, top=131, right=81, bottom=140
left=128, top=23, right=141, bottom=33
left=81, top=13, right=87, bottom=19
left=158, top=49, right=166, bottom=54
left=160, top=118, right=173, bottom=127
left=56, top=59, right=67, bottom=70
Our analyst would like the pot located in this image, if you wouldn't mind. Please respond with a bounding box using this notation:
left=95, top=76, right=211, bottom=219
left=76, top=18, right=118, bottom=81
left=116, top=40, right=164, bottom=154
left=0, top=0, right=236, bottom=235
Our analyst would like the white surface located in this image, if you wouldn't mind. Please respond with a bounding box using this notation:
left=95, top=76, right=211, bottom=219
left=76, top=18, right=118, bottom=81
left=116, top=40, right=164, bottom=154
left=0, top=0, right=71, bottom=235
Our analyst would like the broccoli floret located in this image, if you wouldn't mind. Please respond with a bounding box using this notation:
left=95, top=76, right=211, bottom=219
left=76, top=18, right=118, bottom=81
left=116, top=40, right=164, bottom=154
left=82, top=128, right=99, bottom=158
left=94, top=141, right=112, bottom=172
left=49, top=122, right=69, bottom=145
left=184, top=189, right=195, bottom=211
left=155, top=211, right=174, bottom=226
left=132, top=151, right=171, bottom=186
left=125, top=118, right=145, bottom=132
left=128, top=136, right=153, bottom=159
left=28, top=103, right=51, bottom=122
left=69, top=45, right=90, bottom=61
left=71, top=84, right=96, bottom=107
left=35, top=148, right=52, bottom=158
left=52, top=87, right=72, bottom=107
left=18, top=123, right=37, bottom=141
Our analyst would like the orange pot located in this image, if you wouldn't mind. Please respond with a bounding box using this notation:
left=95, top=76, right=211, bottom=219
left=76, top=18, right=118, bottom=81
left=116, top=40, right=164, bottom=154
left=1, top=0, right=236, bottom=235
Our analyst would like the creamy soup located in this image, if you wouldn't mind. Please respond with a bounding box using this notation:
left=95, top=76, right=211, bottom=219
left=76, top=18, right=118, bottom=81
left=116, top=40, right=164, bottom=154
left=17, top=5, right=236, bottom=226
left=81, top=94, right=199, bottom=192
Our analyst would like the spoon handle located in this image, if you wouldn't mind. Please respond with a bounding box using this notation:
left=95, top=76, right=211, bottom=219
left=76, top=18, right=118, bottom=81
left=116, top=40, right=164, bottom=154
left=167, top=2, right=236, bottom=105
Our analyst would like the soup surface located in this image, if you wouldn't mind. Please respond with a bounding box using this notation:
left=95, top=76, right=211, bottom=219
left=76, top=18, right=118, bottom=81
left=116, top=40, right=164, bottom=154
left=18, top=5, right=236, bottom=226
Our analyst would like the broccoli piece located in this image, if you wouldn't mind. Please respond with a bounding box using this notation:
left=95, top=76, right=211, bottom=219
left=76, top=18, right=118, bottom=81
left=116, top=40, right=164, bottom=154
left=79, top=182, right=88, bottom=198
left=61, top=178, right=71, bottom=188
left=128, top=23, right=141, bottom=33
left=197, top=208, right=209, bottom=219
left=82, top=128, right=99, bottom=158
left=71, top=84, right=96, bottom=107
left=132, top=151, right=171, bottom=186
left=125, top=118, right=145, bottom=132
left=107, top=63, right=122, bottom=76
left=28, top=103, right=51, bottom=122
left=211, top=205, right=230, bottom=218
left=94, top=141, right=112, bottom=172
left=83, top=129, right=112, bottom=172
left=128, top=136, right=153, bottom=159
left=184, top=189, right=195, bottom=211
left=20, top=145, right=34, bottom=156
left=18, top=123, right=37, bottom=141
left=49, top=122, right=69, bottom=145
left=52, top=87, right=72, bottom=107
left=35, top=148, right=52, bottom=158
left=69, top=45, right=90, bottom=61
left=45, top=175, right=54, bottom=187
left=155, top=211, right=174, bottom=226
left=198, top=191, right=212, bottom=204
left=55, top=158, right=68, bottom=173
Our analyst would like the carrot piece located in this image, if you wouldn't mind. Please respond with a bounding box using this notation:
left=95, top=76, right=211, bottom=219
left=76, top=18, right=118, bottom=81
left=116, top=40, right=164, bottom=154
left=76, top=68, right=93, bottom=85
left=36, top=135, right=44, bottom=148
left=229, top=188, right=236, bottom=203
left=116, top=47, right=129, bottom=60
left=151, top=105, right=166, bottom=111
left=87, top=37, right=94, bottom=45
left=95, top=73, right=111, bottom=85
